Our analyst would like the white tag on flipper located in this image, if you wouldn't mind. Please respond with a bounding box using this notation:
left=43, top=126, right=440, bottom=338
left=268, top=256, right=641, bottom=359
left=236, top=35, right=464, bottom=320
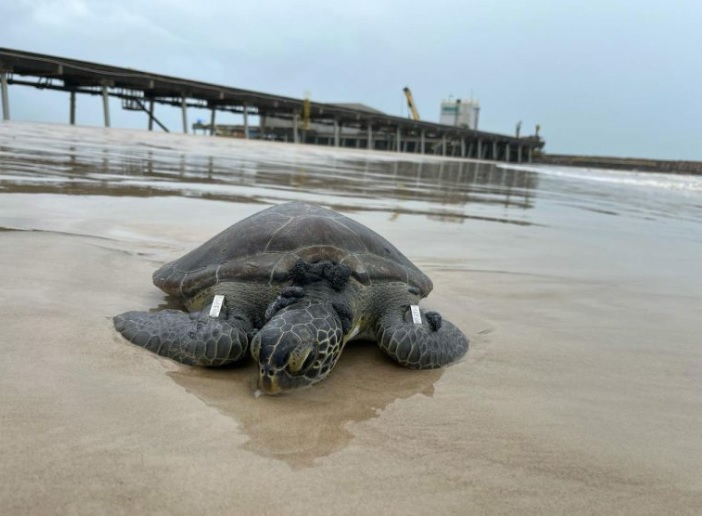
left=410, top=305, right=422, bottom=324
left=209, top=295, right=224, bottom=317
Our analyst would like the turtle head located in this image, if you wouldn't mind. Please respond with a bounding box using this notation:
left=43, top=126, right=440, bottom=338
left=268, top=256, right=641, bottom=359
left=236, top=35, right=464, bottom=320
left=250, top=300, right=349, bottom=394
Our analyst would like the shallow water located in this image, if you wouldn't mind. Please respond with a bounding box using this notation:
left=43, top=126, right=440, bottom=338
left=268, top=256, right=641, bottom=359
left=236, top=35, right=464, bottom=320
left=1, top=121, right=702, bottom=514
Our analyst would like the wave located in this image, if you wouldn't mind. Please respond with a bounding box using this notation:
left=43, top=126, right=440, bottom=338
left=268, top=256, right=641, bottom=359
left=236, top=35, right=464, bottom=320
left=500, top=164, right=702, bottom=193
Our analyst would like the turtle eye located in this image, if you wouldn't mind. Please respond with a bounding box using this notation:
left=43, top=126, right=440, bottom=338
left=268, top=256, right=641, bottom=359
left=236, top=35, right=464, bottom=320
left=288, top=348, right=316, bottom=374
left=300, top=351, right=316, bottom=372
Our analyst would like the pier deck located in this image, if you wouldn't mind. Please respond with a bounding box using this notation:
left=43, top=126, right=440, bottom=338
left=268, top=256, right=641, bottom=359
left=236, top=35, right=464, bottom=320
left=0, top=48, right=543, bottom=162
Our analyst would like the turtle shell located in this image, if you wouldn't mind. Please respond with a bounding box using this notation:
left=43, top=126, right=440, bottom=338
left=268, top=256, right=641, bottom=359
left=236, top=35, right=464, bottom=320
left=153, top=202, right=432, bottom=299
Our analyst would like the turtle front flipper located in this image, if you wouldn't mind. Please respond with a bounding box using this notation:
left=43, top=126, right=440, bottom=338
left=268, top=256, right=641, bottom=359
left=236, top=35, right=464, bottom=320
left=375, top=305, right=468, bottom=369
left=113, top=308, right=252, bottom=367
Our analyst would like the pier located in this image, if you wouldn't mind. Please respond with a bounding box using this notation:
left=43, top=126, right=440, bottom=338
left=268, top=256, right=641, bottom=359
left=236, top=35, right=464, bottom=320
left=0, top=48, right=543, bottom=162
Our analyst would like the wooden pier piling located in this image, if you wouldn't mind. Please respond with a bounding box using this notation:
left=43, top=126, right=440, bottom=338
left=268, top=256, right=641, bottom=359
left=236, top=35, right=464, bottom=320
left=101, top=84, right=110, bottom=128
left=1, top=72, right=9, bottom=121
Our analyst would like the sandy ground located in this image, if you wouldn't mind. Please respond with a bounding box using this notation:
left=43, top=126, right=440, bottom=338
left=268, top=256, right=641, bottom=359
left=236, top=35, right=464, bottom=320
left=1, top=123, right=702, bottom=515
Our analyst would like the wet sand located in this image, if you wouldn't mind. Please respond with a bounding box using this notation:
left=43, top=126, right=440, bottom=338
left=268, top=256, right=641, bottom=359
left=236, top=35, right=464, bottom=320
left=1, top=122, right=702, bottom=514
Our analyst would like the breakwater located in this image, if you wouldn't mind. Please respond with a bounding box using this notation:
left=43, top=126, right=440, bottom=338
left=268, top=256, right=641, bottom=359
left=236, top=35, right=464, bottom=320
left=536, top=154, right=702, bottom=175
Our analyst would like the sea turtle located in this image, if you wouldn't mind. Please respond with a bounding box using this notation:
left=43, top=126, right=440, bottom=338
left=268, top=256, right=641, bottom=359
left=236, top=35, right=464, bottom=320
left=114, top=202, right=468, bottom=394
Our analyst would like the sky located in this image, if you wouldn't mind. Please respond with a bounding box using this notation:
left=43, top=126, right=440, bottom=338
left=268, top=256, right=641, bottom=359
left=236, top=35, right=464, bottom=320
left=1, top=0, right=701, bottom=160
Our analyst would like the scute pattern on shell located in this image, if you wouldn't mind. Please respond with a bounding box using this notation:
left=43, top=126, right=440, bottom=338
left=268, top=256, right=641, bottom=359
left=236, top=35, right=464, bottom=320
left=153, top=202, right=432, bottom=299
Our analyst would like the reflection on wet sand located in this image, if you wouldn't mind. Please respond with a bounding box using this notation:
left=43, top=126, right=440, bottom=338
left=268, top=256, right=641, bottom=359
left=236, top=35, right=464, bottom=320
left=167, top=341, right=442, bottom=469
left=127, top=229, right=449, bottom=469
left=1, top=123, right=539, bottom=225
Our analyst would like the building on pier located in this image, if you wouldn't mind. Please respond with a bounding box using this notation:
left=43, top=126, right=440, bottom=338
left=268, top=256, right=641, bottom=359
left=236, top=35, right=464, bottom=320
left=440, top=98, right=480, bottom=130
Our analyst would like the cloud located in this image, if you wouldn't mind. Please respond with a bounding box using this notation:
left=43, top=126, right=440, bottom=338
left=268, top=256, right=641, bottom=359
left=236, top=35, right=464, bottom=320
left=24, top=0, right=182, bottom=44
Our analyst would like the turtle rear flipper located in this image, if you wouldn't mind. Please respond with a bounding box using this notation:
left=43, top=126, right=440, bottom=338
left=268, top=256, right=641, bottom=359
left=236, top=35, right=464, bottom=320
left=375, top=305, right=468, bottom=369
left=113, top=309, right=251, bottom=367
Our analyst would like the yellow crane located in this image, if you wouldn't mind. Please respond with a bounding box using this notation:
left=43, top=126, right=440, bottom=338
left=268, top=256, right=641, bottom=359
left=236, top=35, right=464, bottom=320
left=302, top=91, right=311, bottom=131
left=403, top=87, right=420, bottom=121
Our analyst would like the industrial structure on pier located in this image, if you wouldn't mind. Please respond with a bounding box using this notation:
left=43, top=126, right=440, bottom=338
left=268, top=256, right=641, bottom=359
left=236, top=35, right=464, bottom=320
left=440, top=98, right=480, bottom=130
left=0, top=48, right=543, bottom=162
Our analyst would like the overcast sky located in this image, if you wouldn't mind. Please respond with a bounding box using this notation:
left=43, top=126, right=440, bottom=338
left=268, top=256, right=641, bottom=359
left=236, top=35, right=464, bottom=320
left=2, top=0, right=701, bottom=160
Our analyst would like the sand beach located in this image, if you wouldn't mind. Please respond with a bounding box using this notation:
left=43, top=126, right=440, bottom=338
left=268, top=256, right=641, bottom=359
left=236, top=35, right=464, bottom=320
left=1, top=122, right=701, bottom=515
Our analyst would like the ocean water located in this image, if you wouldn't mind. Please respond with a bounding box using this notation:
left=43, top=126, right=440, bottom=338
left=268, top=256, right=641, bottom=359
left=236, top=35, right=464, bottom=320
left=2, top=121, right=700, bottom=226
left=1, top=121, right=702, bottom=513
